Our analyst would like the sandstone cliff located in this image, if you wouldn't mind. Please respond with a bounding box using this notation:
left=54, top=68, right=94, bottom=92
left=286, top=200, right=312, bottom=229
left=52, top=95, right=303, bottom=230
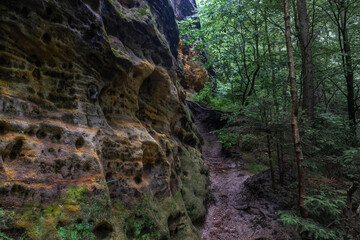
left=0, top=0, right=207, bottom=239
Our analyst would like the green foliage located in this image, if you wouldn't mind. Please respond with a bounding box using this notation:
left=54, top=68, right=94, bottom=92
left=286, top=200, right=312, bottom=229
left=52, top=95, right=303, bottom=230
left=211, top=127, right=238, bottom=147
left=278, top=210, right=343, bottom=240
left=0, top=208, right=15, bottom=229
left=58, top=221, right=95, bottom=240
left=341, top=147, right=360, bottom=180
left=191, top=82, right=214, bottom=105
left=245, top=157, right=268, bottom=174
left=239, top=133, right=258, bottom=152
left=0, top=232, right=13, bottom=240
left=305, top=187, right=346, bottom=223
left=61, top=186, right=88, bottom=204
left=302, top=112, right=349, bottom=155
left=279, top=185, right=347, bottom=240
left=0, top=208, right=31, bottom=239
left=178, top=1, right=360, bottom=239
left=125, top=215, right=158, bottom=240
left=118, top=195, right=168, bottom=240
left=137, top=9, right=147, bottom=16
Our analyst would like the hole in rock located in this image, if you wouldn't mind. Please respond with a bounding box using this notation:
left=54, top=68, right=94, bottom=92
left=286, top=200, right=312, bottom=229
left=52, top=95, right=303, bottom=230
left=54, top=133, right=61, bottom=141
left=167, top=213, right=181, bottom=237
left=56, top=221, right=65, bottom=229
left=25, top=128, right=35, bottom=136
left=93, top=221, right=113, bottom=239
left=87, top=84, right=99, bottom=102
left=106, top=172, right=114, bottom=181
left=32, top=68, right=41, bottom=80
left=21, top=7, right=29, bottom=17
left=36, top=129, right=46, bottom=139
left=41, top=32, right=51, bottom=44
left=46, top=6, right=53, bottom=16
left=0, top=124, right=5, bottom=135
left=137, top=70, right=170, bottom=131
left=9, top=139, right=23, bottom=160
left=75, top=218, right=83, bottom=224
left=134, top=176, right=142, bottom=184
left=75, top=137, right=85, bottom=149
left=84, top=161, right=91, bottom=171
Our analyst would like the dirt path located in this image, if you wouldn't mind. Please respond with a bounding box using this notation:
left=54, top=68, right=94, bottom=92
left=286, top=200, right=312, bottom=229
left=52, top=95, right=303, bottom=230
left=187, top=101, right=300, bottom=240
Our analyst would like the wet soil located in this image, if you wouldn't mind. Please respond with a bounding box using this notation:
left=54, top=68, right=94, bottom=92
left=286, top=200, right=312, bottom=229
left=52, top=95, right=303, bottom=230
left=187, top=101, right=300, bottom=240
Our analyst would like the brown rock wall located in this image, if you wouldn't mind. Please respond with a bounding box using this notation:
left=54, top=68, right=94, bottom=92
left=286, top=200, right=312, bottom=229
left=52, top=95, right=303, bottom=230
left=0, top=0, right=207, bottom=239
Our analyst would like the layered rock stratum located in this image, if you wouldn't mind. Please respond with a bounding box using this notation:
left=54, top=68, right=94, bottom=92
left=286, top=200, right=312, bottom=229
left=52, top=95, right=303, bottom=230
left=0, top=0, right=208, bottom=239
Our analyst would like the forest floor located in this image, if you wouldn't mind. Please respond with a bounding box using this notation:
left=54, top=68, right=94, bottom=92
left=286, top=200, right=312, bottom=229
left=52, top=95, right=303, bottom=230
left=187, top=101, right=300, bottom=240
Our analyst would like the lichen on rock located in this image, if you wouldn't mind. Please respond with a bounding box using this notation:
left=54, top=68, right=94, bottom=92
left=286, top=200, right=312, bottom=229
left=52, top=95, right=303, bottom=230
left=0, top=0, right=207, bottom=239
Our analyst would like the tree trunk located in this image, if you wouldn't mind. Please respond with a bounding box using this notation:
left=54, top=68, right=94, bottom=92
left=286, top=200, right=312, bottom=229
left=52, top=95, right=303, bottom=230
left=346, top=182, right=358, bottom=219
left=341, top=11, right=356, bottom=141
left=283, top=0, right=308, bottom=218
left=328, top=0, right=357, bottom=141
left=277, top=143, right=284, bottom=184
left=297, top=0, right=315, bottom=120
left=267, top=134, right=276, bottom=191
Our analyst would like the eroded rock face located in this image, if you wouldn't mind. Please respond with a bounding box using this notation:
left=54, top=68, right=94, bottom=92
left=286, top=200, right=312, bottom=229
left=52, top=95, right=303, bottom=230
left=178, top=43, right=209, bottom=93
left=172, top=0, right=209, bottom=93
left=171, top=0, right=197, bottom=21
left=0, top=0, right=207, bottom=239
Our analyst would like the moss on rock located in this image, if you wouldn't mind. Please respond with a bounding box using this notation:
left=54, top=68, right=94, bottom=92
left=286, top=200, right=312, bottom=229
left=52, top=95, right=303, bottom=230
left=179, top=146, right=208, bottom=223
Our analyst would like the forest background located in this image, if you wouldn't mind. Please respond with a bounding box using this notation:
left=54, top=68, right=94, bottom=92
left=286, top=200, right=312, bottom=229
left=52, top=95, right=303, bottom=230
left=179, top=0, right=360, bottom=239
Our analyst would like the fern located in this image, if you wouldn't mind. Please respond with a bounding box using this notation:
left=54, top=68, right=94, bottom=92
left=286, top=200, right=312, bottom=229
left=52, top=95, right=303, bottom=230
left=278, top=185, right=347, bottom=240
left=305, top=189, right=346, bottom=222
left=278, top=210, right=343, bottom=240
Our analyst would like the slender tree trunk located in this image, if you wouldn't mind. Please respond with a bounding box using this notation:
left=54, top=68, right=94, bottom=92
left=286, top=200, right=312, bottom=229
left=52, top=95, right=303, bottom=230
left=297, top=0, right=315, bottom=120
left=283, top=0, right=308, bottom=218
left=341, top=13, right=356, bottom=141
left=346, top=182, right=358, bottom=237
left=277, top=143, right=284, bottom=184
left=328, top=0, right=357, bottom=141
left=346, top=182, right=358, bottom=219
left=264, top=11, right=279, bottom=112
left=267, top=134, right=276, bottom=191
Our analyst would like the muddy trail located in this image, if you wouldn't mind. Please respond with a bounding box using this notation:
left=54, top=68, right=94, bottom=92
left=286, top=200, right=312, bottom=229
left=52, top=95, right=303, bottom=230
left=187, top=101, right=300, bottom=240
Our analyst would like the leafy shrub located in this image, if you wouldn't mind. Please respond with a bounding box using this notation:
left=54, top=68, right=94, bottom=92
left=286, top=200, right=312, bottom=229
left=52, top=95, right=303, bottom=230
left=211, top=127, right=238, bottom=147
left=125, top=215, right=158, bottom=240
left=58, top=221, right=95, bottom=240
left=341, top=147, right=360, bottom=180
left=192, top=81, right=214, bottom=106
left=278, top=210, right=343, bottom=240
left=302, top=112, right=349, bottom=155
left=279, top=186, right=346, bottom=240
left=0, top=208, right=15, bottom=229
left=239, top=134, right=258, bottom=152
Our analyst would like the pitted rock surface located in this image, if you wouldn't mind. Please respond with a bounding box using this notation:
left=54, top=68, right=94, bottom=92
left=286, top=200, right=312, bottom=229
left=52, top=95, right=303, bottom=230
left=0, top=0, right=207, bottom=239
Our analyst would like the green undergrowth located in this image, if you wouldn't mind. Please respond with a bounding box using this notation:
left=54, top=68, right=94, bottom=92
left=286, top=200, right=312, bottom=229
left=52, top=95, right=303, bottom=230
left=278, top=185, right=347, bottom=240
left=5, top=185, right=113, bottom=240
left=113, top=191, right=197, bottom=240
left=244, top=155, right=268, bottom=174
left=2, top=184, right=199, bottom=240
